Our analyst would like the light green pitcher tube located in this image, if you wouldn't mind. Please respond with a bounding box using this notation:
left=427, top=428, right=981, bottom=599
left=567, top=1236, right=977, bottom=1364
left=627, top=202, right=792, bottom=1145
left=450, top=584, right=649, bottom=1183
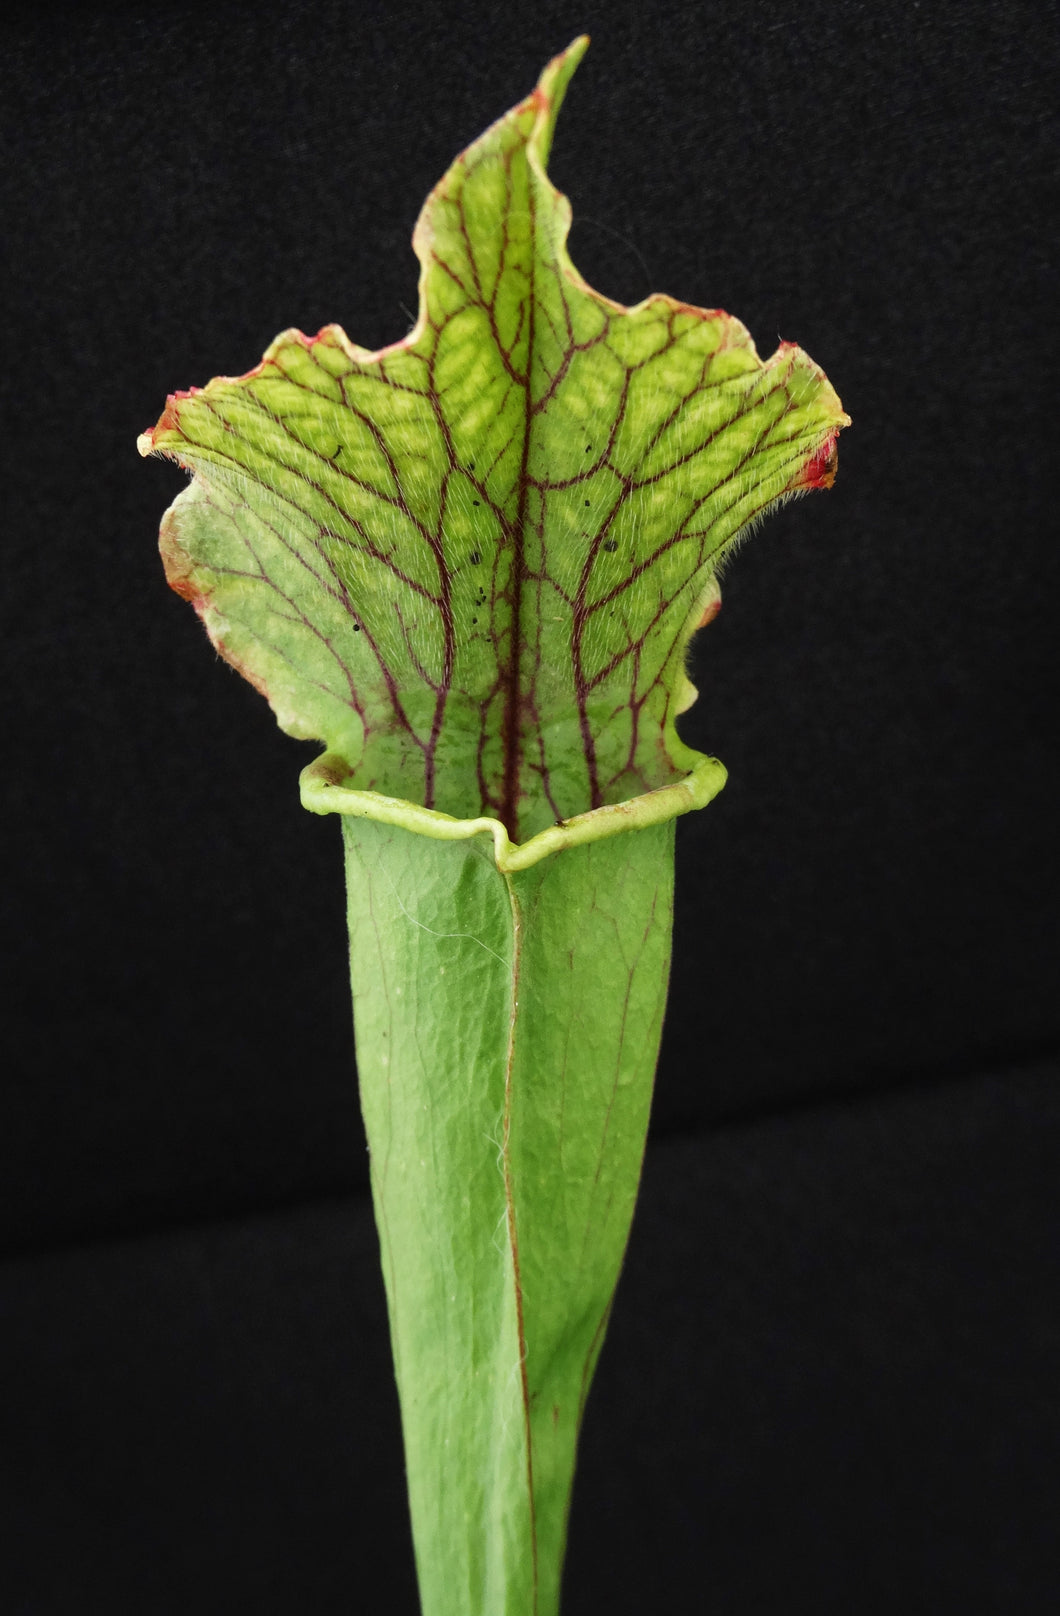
left=304, top=756, right=725, bottom=1616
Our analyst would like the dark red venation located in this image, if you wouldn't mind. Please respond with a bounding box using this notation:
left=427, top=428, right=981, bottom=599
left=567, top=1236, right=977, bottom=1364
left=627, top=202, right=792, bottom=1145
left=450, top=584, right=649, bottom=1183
left=145, top=81, right=843, bottom=838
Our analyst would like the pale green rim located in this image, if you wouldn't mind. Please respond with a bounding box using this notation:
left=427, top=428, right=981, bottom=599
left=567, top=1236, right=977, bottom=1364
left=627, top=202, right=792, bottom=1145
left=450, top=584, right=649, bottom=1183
left=300, top=751, right=726, bottom=873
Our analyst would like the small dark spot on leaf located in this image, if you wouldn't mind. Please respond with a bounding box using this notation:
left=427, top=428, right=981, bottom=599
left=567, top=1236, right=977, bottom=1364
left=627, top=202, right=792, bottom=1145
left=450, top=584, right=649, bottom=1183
left=585, top=445, right=591, bottom=453
left=584, top=499, right=590, bottom=507
left=472, top=616, right=478, bottom=624
left=332, top=445, right=342, bottom=459
left=353, top=622, right=361, bottom=632
left=473, top=499, right=480, bottom=506
left=603, top=539, right=617, bottom=553
left=469, top=461, right=476, bottom=471
left=469, top=550, right=481, bottom=565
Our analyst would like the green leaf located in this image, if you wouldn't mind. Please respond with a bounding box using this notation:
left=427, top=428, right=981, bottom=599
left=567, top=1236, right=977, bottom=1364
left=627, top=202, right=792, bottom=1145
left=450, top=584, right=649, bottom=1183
left=340, top=813, right=677, bottom=1616
left=139, top=35, right=847, bottom=843
left=141, top=37, right=848, bottom=1616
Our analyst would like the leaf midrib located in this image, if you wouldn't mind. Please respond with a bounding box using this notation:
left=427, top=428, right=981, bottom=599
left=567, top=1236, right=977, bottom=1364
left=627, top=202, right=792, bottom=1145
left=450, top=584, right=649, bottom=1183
left=500, top=158, right=538, bottom=844
left=500, top=868, right=538, bottom=1608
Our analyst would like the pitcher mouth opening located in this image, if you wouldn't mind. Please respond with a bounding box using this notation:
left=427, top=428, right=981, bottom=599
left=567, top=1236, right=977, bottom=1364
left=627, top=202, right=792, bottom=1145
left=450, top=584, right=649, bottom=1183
left=300, top=751, right=727, bottom=874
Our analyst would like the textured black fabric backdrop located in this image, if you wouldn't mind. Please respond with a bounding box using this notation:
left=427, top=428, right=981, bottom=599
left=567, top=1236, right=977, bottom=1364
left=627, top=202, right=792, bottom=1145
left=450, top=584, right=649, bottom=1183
left=2, top=0, right=1057, bottom=1610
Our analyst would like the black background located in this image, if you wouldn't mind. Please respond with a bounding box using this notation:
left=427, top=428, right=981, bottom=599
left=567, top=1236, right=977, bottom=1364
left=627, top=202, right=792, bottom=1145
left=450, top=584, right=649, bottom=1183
left=2, top=0, right=1057, bottom=1610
